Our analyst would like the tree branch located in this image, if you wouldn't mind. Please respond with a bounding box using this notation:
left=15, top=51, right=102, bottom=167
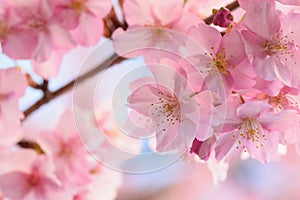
left=23, top=54, right=125, bottom=119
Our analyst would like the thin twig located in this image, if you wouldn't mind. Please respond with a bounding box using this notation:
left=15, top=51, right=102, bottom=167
left=23, top=54, right=124, bottom=118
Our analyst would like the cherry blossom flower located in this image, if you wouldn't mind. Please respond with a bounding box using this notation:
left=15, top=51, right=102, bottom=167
left=124, top=0, right=198, bottom=33
left=50, top=0, right=111, bottom=46
left=0, top=150, right=62, bottom=200
left=3, top=0, right=75, bottom=78
left=250, top=84, right=300, bottom=145
left=0, top=68, right=27, bottom=153
left=127, top=58, right=216, bottom=152
left=213, top=98, right=299, bottom=163
left=241, top=0, right=300, bottom=87
left=38, top=109, right=91, bottom=186
left=187, top=23, right=254, bottom=99
left=0, top=0, right=36, bottom=59
left=74, top=163, right=122, bottom=200
left=113, top=0, right=200, bottom=62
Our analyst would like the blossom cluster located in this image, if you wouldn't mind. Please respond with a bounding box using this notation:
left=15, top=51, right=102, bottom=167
left=0, top=0, right=111, bottom=78
left=1, top=0, right=300, bottom=199
left=115, top=0, right=300, bottom=166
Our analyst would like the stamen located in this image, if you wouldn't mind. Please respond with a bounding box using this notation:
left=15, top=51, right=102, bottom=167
left=264, top=31, right=297, bottom=62
left=198, top=47, right=233, bottom=76
left=149, top=90, right=181, bottom=132
left=235, top=118, right=265, bottom=151
left=69, top=0, right=88, bottom=16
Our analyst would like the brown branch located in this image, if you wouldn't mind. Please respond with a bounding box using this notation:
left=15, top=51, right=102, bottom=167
left=204, top=0, right=239, bottom=25
left=17, top=140, right=45, bottom=154
left=23, top=53, right=125, bottom=119
left=18, top=54, right=125, bottom=152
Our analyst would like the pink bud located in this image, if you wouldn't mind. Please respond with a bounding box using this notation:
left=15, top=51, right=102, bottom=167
left=212, top=7, right=233, bottom=28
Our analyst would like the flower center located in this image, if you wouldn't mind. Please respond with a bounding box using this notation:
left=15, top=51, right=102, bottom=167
left=69, top=0, right=88, bottom=16
left=27, top=16, right=47, bottom=31
left=28, top=174, right=40, bottom=187
left=59, top=143, right=73, bottom=156
left=200, top=47, right=232, bottom=76
left=150, top=90, right=182, bottom=132
left=266, top=92, right=299, bottom=113
left=233, top=118, right=266, bottom=151
left=212, top=52, right=230, bottom=76
left=264, top=31, right=296, bottom=60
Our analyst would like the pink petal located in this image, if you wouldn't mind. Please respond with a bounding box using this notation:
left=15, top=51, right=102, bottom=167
left=113, top=27, right=185, bottom=59
left=278, top=50, right=300, bottom=88
left=253, top=56, right=278, bottom=81
left=32, top=32, right=53, bottom=63
left=48, top=23, right=75, bottom=50
left=229, top=59, right=256, bottom=90
left=150, top=0, right=183, bottom=27
left=241, top=30, right=267, bottom=63
left=212, top=96, right=242, bottom=133
left=2, top=32, right=37, bottom=59
left=86, top=0, right=111, bottom=17
left=0, top=68, right=27, bottom=97
left=123, top=0, right=154, bottom=26
left=237, top=101, right=272, bottom=119
left=127, top=83, right=162, bottom=116
left=195, top=90, right=214, bottom=140
left=259, top=109, right=299, bottom=132
left=282, top=12, right=300, bottom=45
left=188, top=23, right=222, bottom=54
left=0, top=172, right=30, bottom=200
left=274, top=58, right=292, bottom=86
left=0, top=150, right=37, bottom=173
left=245, top=129, right=279, bottom=163
left=215, top=130, right=241, bottom=161
left=254, top=76, right=283, bottom=96
left=33, top=51, right=63, bottom=79
left=277, top=0, right=300, bottom=6
left=172, top=12, right=201, bottom=33
left=54, top=109, right=77, bottom=141
left=222, top=29, right=246, bottom=66
left=243, top=0, right=281, bottom=39
left=71, top=14, right=103, bottom=46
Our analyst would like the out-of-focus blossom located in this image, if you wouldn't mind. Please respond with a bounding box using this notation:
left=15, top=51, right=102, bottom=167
left=113, top=0, right=200, bottom=62
left=51, top=0, right=111, bottom=46
left=1, top=0, right=75, bottom=78
left=74, top=163, right=122, bottom=200
left=38, top=109, right=91, bottom=186
left=0, top=150, right=62, bottom=200
left=0, top=68, right=26, bottom=154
